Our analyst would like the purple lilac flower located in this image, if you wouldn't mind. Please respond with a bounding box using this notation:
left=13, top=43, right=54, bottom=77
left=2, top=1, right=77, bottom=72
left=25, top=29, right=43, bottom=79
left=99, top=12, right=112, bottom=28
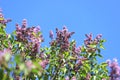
left=14, top=76, right=20, bottom=80
left=84, top=33, right=103, bottom=53
left=0, top=48, right=11, bottom=65
left=96, top=34, right=102, bottom=39
left=15, top=19, right=43, bottom=55
left=0, top=50, right=4, bottom=64
left=71, top=76, right=76, bottom=80
left=50, top=27, right=74, bottom=52
left=49, top=30, right=54, bottom=39
left=39, top=60, right=49, bottom=69
left=0, top=8, right=11, bottom=25
left=22, top=19, right=27, bottom=27
left=72, top=42, right=81, bottom=55
left=106, top=59, right=111, bottom=66
left=25, top=60, right=35, bottom=71
left=84, top=33, right=102, bottom=46
left=85, top=73, right=91, bottom=80
left=106, top=58, right=120, bottom=80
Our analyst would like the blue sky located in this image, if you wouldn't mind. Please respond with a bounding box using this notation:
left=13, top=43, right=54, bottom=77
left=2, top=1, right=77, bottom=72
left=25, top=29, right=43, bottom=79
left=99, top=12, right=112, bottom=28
left=0, top=0, right=120, bottom=62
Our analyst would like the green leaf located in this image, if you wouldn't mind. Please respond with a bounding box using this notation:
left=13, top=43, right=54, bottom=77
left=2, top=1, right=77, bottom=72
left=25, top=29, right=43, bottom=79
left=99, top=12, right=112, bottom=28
left=19, top=63, right=25, bottom=71
left=89, top=44, right=96, bottom=48
left=100, top=39, right=106, bottom=43
left=100, top=44, right=105, bottom=49
left=18, top=43, right=22, bottom=47
left=69, top=56, right=76, bottom=60
left=81, top=46, right=85, bottom=52
left=5, top=53, right=11, bottom=61
left=64, top=52, right=69, bottom=57
left=101, top=63, right=107, bottom=67
left=3, top=40, right=8, bottom=48
left=97, top=54, right=103, bottom=58
left=0, top=69, right=4, bottom=79
left=71, top=71, right=75, bottom=75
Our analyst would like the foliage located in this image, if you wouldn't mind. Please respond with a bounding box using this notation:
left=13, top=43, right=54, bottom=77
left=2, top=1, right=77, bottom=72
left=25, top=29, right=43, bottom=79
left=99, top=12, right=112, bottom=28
left=0, top=8, right=119, bottom=80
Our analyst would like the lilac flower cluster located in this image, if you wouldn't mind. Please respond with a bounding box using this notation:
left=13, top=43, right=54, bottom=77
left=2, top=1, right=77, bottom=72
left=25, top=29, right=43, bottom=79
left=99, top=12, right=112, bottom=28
left=0, top=8, right=11, bottom=25
left=84, top=33, right=102, bottom=46
left=85, top=73, right=91, bottom=80
left=39, top=52, right=49, bottom=69
left=84, top=33, right=102, bottom=53
left=15, top=19, right=43, bottom=55
left=50, top=26, right=74, bottom=52
left=25, top=60, right=35, bottom=71
left=0, top=48, right=11, bottom=65
left=39, top=59, right=49, bottom=69
left=107, top=58, right=120, bottom=80
left=72, top=42, right=81, bottom=55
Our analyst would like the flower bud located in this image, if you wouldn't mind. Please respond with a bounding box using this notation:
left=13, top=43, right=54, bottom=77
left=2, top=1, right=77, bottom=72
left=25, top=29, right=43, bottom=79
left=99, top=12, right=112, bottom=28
left=49, top=30, right=54, bottom=39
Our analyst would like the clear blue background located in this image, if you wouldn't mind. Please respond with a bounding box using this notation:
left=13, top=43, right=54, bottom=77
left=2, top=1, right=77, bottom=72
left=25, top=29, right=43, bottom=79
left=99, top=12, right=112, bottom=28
left=0, top=0, right=120, bottom=62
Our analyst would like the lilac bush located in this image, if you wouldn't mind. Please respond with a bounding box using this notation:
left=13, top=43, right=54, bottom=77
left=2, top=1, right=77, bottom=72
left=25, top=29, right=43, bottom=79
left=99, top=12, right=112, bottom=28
left=0, top=8, right=118, bottom=80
